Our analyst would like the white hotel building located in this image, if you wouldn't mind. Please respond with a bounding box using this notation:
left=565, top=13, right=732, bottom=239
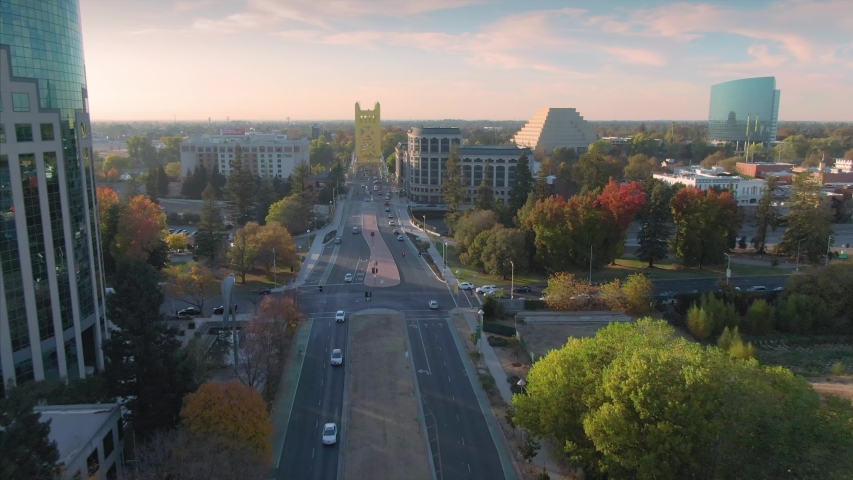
left=653, top=166, right=767, bottom=205
left=180, top=132, right=310, bottom=178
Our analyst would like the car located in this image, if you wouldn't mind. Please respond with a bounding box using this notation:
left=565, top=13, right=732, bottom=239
left=352, top=227, right=359, bottom=234
left=483, top=290, right=502, bottom=297
left=384, top=201, right=390, bottom=206
left=459, top=282, right=474, bottom=290
left=429, top=300, right=439, bottom=309
left=252, top=287, right=271, bottom=295
left=322, top=423, right=338, bottom=445
left=773, top=286, right=784, bottom=292
left=177, top=307, right=200, bottom=316
left=334, top=236, right=342, bottom=244
left=513, top=286, right=532, bottom=293
left=387, top=213, right=393, bottom=218
left=335, top=310, right=346, bottom=323
left=330, top=349, right=343, bottom=366
left=213, top=305, right=237, bottom=315
left=570, top=293, right=592, bottom=301
left=364, top=197, right=369, bottom=202
left=393, top=229, right=399, bottom=234
left=475, top=285, right=497, bottom=294
left=385, top=207, right=390, bottom=212
left=748, top=286, right=767, bottom=291
left=168, top=229, right=175, bottom=234
left=397, top=235, right=404, bottom=241
left=344, top=273, right=353, bottom=282
left=389, top=220, right=395, bottom=226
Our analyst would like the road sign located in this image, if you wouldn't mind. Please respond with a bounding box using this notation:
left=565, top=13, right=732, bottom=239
left=726, top=268, right=732, bottom=278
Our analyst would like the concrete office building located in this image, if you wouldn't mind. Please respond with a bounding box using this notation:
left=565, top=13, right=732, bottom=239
left=512, top=107, right=597, bottom=155
left=1, top=0, right=108, bottom=392
left=37, top=403, right=125, bottom=479
left=654, top=166, right=767, bottom=206
left=708, top=77, right=780, bottom=144
left=398, top=127, right=535, bottom=204
left=179, top=133, right=310, bottom=179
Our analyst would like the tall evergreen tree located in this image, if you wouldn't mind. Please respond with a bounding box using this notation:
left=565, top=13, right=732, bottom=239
left=779, top=172, right=833, bottom=262
left=181, top=168, right=195, bottom=198
left=225, top=144, right=257, bottom=226
left=288, top=160, right=316, bottom=227
left=195, top=184, right=225, bottom=260
left=751, top=175, right=779, bottom=253
left=0, top=387, right=59, bottom=479
left=440, top=144, right=465, bottom=211
left=157, top=164, right=169, bottom=197
left=533, top=174, right=550, bottom=201
left=636, top=181, right=674, bottom=268
left=101, top=260, right=196, bottom=441
left=210, top=165, right=226, bottom=199
left=475, top=163, right=495, bottom=211
left=145, top=165, right=159, bottom=202
left=508, top=153, right=534, bottom=212
left=255, top=176, right=277, bottom=225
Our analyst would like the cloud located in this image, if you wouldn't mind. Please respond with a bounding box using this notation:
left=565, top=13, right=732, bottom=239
left=174, top=0, right=211, bottom=12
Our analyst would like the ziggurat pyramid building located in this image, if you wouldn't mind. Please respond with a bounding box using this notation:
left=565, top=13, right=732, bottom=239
left=513, top=107, right=597, bottom=155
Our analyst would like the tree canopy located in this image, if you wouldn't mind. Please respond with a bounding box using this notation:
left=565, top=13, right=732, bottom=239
left=0, top=387, right=59, bottom=479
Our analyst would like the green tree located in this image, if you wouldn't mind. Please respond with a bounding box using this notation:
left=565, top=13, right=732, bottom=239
left=572, top=142, right=624, bottom=192
left=462, top=228, right=493, bottom=269
left=126, top=135, right=158, bottom=167
left=635, top=180, right=673, bottom=268
left=532, top=174, right=550, bottom=201
left=225, top=144, right=257, bottom=226
left=686, top=304, right=714, bottom=340
left=254, top=176, right=277, bottom=225
left=751, top=175, right=779, bottom=253
left=743, top=299, right=775, bottom=334
left=102, top=260, right=196, bottom=441
left=309, top=136, right=336, bottom=168
left=103, top=154, right=131, bottom=172
left=700, top=292, right=739, bottom=334
left=480, top=227, right=528, bottom=279
left=474, top=162, right=495, bottom=211
left=145, top=165, right=160, bottom=201
left=779, top=172, right=833, bottom=262
left=776, top=293, right=830, bottom=334
left=623, top=153, right=655, bottom=180
left=783, top=263, right=853, bottom=331
left=440, top=144, right=465, bottom=211
left=164, top=161, right=182, bottom=178
left=453, top=209, right=498, bottom=256
left=181, top=164, right=208, bottom=199
left=670, top=187, right=740, bottom=268
left=622, top=273, right=653, bottom=314
left=159, top=135, right=182, bottom=165
left=629, top=132, right=660, bottom=157
left=266, top=194, right=311, bottom=235
left=508, top=153, right=534, bottom=213
left=228, top=222, right=263, bottom=283
left=157, top=164, right=169, bottom=196
left=0, top=387, right=59, bottom=479
left=195, top=185, right=225, bottom=260
left=385, top=152, right=396, bottom=174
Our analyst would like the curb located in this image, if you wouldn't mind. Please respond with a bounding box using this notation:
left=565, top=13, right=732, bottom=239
left=402, top=313, right=439, bottom=480
left=271, top=317, right=314, bottom=471
left=336, top=310, right=354, bottom=480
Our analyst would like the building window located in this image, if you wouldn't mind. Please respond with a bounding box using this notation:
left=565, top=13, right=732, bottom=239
left=103, top=431, right=115, bottom=458
left=12, top=92, right=30, bottom=112
left=40, top=124, right=55, bottom=141
left=441, top=138, right=449, bottom=152
left=15, top=124, right=34, bottom=142
left=496, top=166, right=506, bottom=187
left=87, top=449, right=99, bottom=476
left=79, top=122, right=88, bottom=138
left=0, top=124, right=5, bottom=143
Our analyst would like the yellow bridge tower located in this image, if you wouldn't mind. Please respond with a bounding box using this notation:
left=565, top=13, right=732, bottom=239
left=354, top=102, right=382, bottom=175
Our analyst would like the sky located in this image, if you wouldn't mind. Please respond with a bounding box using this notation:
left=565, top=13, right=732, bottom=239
left=79, top=0, right=853, bottom=122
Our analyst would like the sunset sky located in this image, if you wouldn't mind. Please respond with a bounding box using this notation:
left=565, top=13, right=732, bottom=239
left=79, top=0, right=853, bottom=121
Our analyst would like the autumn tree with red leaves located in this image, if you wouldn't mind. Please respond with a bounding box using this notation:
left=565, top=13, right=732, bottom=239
left=111, top=194, right=167, bottom=265
left=596, top=180, right=647, bottom=262
left=670, top=187, right=741, bottom=268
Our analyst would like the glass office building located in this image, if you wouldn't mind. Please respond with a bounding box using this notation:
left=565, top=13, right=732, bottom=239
left=1, top=0, right=107, bottom=393
left=708, top=77, right=780, bottom=144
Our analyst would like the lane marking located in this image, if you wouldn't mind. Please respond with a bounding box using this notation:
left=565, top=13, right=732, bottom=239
left=461, top=436, right=465, bottom=446
left=413, top=317, right=432, bottom=376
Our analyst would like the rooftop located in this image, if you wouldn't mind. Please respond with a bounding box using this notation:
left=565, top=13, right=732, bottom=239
left=36, top=404, right=120, bottom=466
left=184, top=133, right=308, bottom=144
left=409, top=127, right=462, bottom=135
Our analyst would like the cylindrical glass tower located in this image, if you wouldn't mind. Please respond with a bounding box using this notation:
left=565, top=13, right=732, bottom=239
left=1, top=0, right=107, bottom=393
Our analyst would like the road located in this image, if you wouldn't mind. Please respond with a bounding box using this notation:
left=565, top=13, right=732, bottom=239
left=275, top=182, right=507, bottom=480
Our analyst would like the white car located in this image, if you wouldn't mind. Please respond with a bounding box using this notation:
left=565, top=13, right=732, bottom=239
left=389, top=220, right=395, bottom=226
left=397, top=235, right=404, bottom=241
left=344, top=273, right=353, bottom=282
left=335, top=311, right=345, bottom=323
left=322, top=423, right=338, bottom=445
left=429, top=300, right=438, bottom=309
left=330, top=348, right=343, bottom=366
left=476, top=285, right=497, bottom=294
left=459, top=282, right=474, bottom=291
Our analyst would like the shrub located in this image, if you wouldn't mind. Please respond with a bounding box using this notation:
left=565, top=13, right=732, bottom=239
left=776, top=294, right=829, bottom=334
left=687, top=305, right=714, bottom=341
left=482, top=295, right=506, bottom=320
left=831, top=362, right=846, bottom=376
left=488, top=336, right=509, bottom=347
left=623, top=274, right=653, bottom=315
left=717, top=326, right=734, bottom=351
left=728, top=336, right=756, bottom=360
left=743, top=299, right=775, bottom=335
left=524, top=299, right=547, bottom=310
left=700, top=293, right=739, bottom=334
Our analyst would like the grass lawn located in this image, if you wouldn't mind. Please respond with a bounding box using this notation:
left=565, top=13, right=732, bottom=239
left=444, top=244, right=797, bottom=287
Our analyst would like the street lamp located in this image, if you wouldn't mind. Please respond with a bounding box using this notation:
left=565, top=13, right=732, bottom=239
left=272, top=247, right=276, bottom=287
left=826, top=235, right=833, bottom=266
left=509, top=260, right=515, bottom=300
left=724, top=253, right=731, bottom=286
left=423, top=215, right=427, bottom=234
left=443, top=241, right=447, bottom=273
left=221, top=273, right=238, bottom=366
left=477, top=309, right=485, bottom=353
left=517, top=378, right=527, bottom=395
left=796, top=238, right=805, bottom=272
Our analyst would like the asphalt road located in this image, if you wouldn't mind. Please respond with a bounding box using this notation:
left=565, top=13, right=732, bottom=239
left=275, top=183, right=506, bottom=480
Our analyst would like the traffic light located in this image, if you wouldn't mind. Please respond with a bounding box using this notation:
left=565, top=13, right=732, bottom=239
left=319, top=285, right=323, bottom=293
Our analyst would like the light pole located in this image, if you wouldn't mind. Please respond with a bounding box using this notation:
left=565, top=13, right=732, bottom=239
left=509, top=260, right=515, bottom=300
left=796, top=238, right=804, bottom=272
left=443, top=241, right=447, bottom=274
left=273, top=247, right=276, bottom=287
left=423, top=215, right=427, bottom=235
left=477, top=309, right=485, bottom=353
left=724, top=253, right=731, bottom=286
left=826, top=235, right=833, bottom=266
left=588, top=244, right=593, bottom=284
left=221, top=274, right=237, bottom=366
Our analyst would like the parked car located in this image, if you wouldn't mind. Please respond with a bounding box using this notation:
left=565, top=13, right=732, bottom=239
left=513, top=286, right=532, bottom=293
left=475, top=285, right=498, bottom=294
left=747, top=286, right=767, bottom=292
left=773, top=286, right=784, bottom=292
left=429, top=300, right=439, bottom=309
left=177, top=307, right=200, bottom=317
left=252, top=287, right=271, bottom=295
left=459, top=282, right=474, bottom=291
left=335, top=310, right=346, bottom=323
left=322, top=423, right=338, bottom=445
left=330, top=349, right=343, bottom=366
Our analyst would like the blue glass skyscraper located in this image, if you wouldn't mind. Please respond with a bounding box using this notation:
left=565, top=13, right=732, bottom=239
left=708, top=77, right=780, bottom=144
left=1, top=0, right=107, bottom=392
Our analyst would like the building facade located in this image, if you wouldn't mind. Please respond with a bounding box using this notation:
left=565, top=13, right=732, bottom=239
left=399, top=127, right=534, bottom=204
left=37, top=403, right=125, bottom=479
left=179, top=133, right=310, bottom=179
left=654, top=167, right=767, bottom=206
left=512, top=107, right=596, bottom=155
left=1, top=0, right=107, bottom=392
left=708, top=77, right=780, bottom=144
left=736, top=161, right=795, bottom=178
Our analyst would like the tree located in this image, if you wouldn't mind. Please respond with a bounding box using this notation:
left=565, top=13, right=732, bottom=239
left=779, top=172, right=833, bottom=262
left=630, top=133, right=660, bottom=157
left=239, top=296, right=300, bottom=401
left=623, top=153, right=655, bottom=180
left=532, top=174, right=550, bottom=202
left=165, top=262, right=219, bottom=311
left=145, top=165, right=160, bottom=202
left=164, top=161, right=182, bottom=178
left=508, top=153, right=534, bottom=213
left=686, top=304, right=714, bottom=340
left=783, top=263, right=853, bottom=331
left=513, top=319, right=853, bottom=480
left=157, top=164, right=169, bottom=196
left=670, top=187, right=740, bottom=268
left=111, top=194, right=167, bottom=264
left=542, top=272, right=595, bottom=310
left=776, top=294, right=830, bottom=334
left=635, top=180, right=673, bottom=268
left=180, top=380, right=273, bottom=459
left=103, top=154, right=131, bottom=172
left=102, top=260, right=196, bottom=441
left=572, top=142, right=623, bottom=192
left=228, top=222, right=263, bottom=283
left=752, top=175, right=779, bottom=253
left=474, top=163, right=495, bottom=210
left=440, top=144, right=465, bottom=211
left=462, top=228, right=493, bottom=269
left=166, top=233, right=189, bottom=251
left=622, top=273, right=653, bottom=314
left=743, top=299, right=775, bottom=334
left=453, top=209, right=498, bottom=256
left=0, top=387, right=59, bottom=479
left=596, top=180, right=647, bottom=262
left=254, top=222, right=298, bottom=276
left=254, top=176, right=277, bottom=225
left=480, top=227, right=528, bottom=279
left=182, top=164, right=208, bottom=199
left=266, top=194, right=311, bottom=235
left=846, top=148, right=853, bottom=160
left=159, top=136, right=182, bottom=165
left=123, top=172, right=143, bottom=202
left=126, top=135, right=157, bottom=167
left=225, top=144, right=257, bottom=226
left=195, top=185, right=225, bottom=260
